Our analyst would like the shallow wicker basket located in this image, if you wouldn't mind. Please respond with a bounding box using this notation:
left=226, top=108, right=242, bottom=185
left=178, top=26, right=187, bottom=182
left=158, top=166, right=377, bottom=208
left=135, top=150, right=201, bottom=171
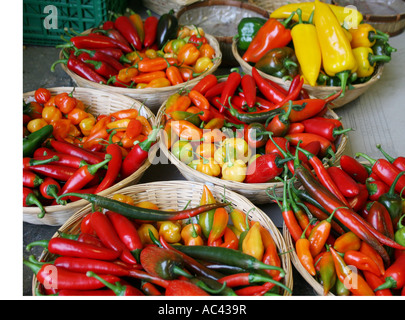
left=283, top=224, right=334, bottom=296
left=156, top=91, right=348, bottom=205
left=32, top=180, right=293, bottom=296
left=58, top=29, right=222, bottom=113
left=23, top=87, right=157, bottom=226
left=232, top=38, right=385, bottom=109
left=176, top=0, right=269, bottom=66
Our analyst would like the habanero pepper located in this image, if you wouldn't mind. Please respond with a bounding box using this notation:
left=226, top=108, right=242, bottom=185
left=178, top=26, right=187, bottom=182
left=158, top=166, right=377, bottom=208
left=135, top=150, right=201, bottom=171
left=120, top=126, right=160, bottom=179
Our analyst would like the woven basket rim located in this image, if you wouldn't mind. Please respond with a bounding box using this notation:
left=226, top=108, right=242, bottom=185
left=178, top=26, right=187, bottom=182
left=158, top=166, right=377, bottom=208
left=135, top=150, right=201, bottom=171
left=58, top=28, right=222, bottom=95
left=32, top=180, right=293, bottom=296
left=23, top=87, right=157, bottom=223
left=231, top=37, right=385, bottom=95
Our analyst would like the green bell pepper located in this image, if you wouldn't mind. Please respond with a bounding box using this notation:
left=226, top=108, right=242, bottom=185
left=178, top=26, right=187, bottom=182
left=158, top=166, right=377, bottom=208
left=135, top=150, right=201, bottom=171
left=236, top=17, right=267, bottom=51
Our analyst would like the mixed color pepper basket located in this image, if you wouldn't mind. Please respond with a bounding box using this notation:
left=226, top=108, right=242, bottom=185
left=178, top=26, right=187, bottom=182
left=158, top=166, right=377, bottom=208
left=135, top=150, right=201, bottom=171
left=22, top=1, right=405, bottom=297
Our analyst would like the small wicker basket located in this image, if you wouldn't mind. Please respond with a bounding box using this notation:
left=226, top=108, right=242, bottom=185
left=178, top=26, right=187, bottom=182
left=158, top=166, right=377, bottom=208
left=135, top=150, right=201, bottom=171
left=156, top=92, right=348, bottom=204
left=58, top=29, right=222, bottom=113
left=232, top=38, right=385, bottom=109
left=23, top=87, right=157, bottom=226
left=32, top=180, right=293, bottom=296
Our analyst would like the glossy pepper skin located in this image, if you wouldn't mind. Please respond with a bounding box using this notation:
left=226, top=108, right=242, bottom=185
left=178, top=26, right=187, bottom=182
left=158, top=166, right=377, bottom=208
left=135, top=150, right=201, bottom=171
left=349, top=23, right=389, bottom=48
left=254, top=47, right=299, bottom=79
left=237, top=17, right=267, bottom=51
left=352, top=47, right=391, bottom=78
left=156, top=10, right=178, bottom=49
left=23, top=124, right=53, bottom=157
left=314, top=0, right=358, bottom=96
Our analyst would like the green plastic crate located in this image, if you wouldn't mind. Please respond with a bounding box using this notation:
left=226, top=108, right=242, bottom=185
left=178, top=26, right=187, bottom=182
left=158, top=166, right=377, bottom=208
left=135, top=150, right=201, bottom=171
left=23, top=0, right=128, bottom=46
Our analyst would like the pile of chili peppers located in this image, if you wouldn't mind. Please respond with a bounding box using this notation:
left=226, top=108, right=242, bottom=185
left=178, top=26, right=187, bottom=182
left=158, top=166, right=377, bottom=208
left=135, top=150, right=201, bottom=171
left=23, top=87, right=158, bottom=218
left=267, top=139, right=405, bottom=296
left=238, top=0, right=395, bottom=96
left=163, top=68, right=348, bottom=183
left=24, top=186, right=291, bottom=296
left=51, top=9, right=217, bottom=89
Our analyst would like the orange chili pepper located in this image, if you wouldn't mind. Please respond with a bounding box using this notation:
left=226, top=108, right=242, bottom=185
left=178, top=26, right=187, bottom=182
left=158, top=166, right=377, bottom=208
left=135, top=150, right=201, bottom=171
left=188, top=90, right=210, bottom=110
left=166, top=95, right=192, bottom=114
left=220, top=227, right=238, bottom=250
left=107, top=119, right=131, bottom=131
left=207, top=208, right=229, bottom=246
left=170, top=120, right=203, bottom=141
left=111, top=109, right=139, bottom=120
left=261, top=229, right=282, bottom=279
left=136, top=115, right=152, bottom=136
left=359, top=241, right=385, bottom=276
left=333, top=231, right=362, bottom=253
left=296, top=223, right=316, bottom=276
left=136, top=57, right=176, bottom=73
left=202, top=128, right=227, bottom=143
left=229, top=208, right=249, bottom=233
left=177, top=43, right=200, bottom=65
left=308, top=209, right=338, bottom=257
left=67, top=108, right=89, bottom=125
left=132, top=71, right=166, bottom=84
left=117, top=67, right=139, bottom=83
left=181, top=223, right=204, bottom=246
left=51, top=119, right=71, bottom=140
left=199, top=43, right=215, bottom=59
left=166, top=65, right=184, bottom=86
left=125, top=119, right=143, bottom=140
left=242, top=222, right=264, bottom=261
left=146, top=77, right=171, bottom=88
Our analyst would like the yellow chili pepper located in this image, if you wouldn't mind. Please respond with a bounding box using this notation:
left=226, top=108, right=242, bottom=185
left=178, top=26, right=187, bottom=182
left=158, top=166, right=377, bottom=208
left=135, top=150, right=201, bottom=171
left=146, top=77, right=171, bottom=88
left=195, top=157, right=221, bottom=177
left=221, top=137, right=251, bottom=163
left=314, top=0, right=358, bottom=96
left=158, top=221, right=182, bottom=243
left=112, top=193, right=135, bottom=205
left=106, top=118, right=131, bottom=131
left=271, top=1, right=363, bottom=29
left=291, top=9, right=321, bottom=87
left=229, top=208, right=249, bottom=233
left=242, top=222, right=264, bottom=261
left=137, top=223, right=159, bottom=245
left=352, top=47, right=391, bottom=78
left=349, top=23, right=389, bottom=48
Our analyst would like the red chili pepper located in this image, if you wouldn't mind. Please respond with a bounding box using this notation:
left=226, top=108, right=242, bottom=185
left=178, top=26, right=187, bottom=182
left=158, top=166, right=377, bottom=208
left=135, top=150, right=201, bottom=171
left=105, top=210, right=143, bottom=261
left=58, top=157, right=110, bottom=200
left=90, top=211, right=137, bottom=265
left=141, top=282, right=162, bottom=296
left=376, top=144, right=405, bottom=171
left=344, top=250, right=383, bottom=276
left=94, top=144, right=122, bottom=193
left=189, top=90, right=210, bottom=110
left=23, top=155, right=59, bottom=169
left=54, top=256, right=130, bottom=276
left=83, top=59, right=118, bottom=78
left=96, top=48, right=130, bottom=63
left=68, top=35, right=119, bottom=49
left=39, top=177, right=61, bottom=201
left=207, top=208, right=229, bottom=246
left=252, top=67, right=286, bottom=104
left=50, top=140, right=104, bottom=165
left=113, top=15, right=142, bottom=50
left=29, top=164, right=76, bottom=181
left=204, top=81, right=227, bottom=99
left=86, top=271, right=143, bottom=296
left=266, top=101, right=293, bottom=137
left=356, top=152, right=405, bottom=194
left=363, top=271, right=393, bottom=296
left=301, top=117, right=352, bottom=142
left=143, top=10, right=158, bottom=48
left=165, top=280, right=210, bottom=296
left=253, top=96, right=277, bottom=110
left=23, top=260, right=120, bottom=291
left=286, top=132, right=337, bottom=160
left=241, top=74, right=257, bottom=109
left=26, top=237, right=121, bottom=260
left=77, top=47, right=127, bottom=71
left=120, top=127, right=159, bottom=179
left=64, top=186, right=98, bottom=203
left=366, top=201, right=395, bottom=243
left=340, top=155, right=370, bottom=184
left=92, top=28, right=132, bottom=51
left=375, top=254, right=405, bottom=291
left=192, top=74, right=218, bottom=95
left=23, top=169, right=43, bottom=188
left=23, top=187, right=46, bottom=217
left=327, top=166, right=360, bottom=198
left=219, top=71, right=241, bottom=112
left=218, top=272, right=285, bottom=288
left=346, top=183, right=369, bottom=212
left=32, top=153, right=87, bottom=169
left=366, top=177, right=389, bottom=201
left=56, top=289, right=116, bottom=296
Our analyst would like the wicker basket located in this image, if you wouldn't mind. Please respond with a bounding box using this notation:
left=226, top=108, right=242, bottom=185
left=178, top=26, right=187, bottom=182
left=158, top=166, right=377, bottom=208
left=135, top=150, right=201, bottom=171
left=156, top=92, right=348, bottom=204
left=248, top=0, right=306, bottom=12
left=283, top=224, right=334, bottom=296
left=32, top=180, right=293, bottom=296
left=58, top=29, right=222, bottom=113
left=232, top=38, right=385, bottom=109
left=23, top=87, right=157, bottom=226
left=176, top=0, right=269, bottom=66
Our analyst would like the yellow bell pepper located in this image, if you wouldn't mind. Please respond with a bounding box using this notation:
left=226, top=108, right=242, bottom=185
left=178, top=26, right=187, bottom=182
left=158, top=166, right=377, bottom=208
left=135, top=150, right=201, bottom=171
left=195, top=157, right=221, bottom=177
left=242, top=222, right=264, bottom=261
left=352, top=47, right=391, bottom=78
left=349, top=23, right=389, bottom=48
left=291, top=9, right=321, bottom=87
left=221, top=159, right=247, bottom=182
left=271, top=1, right=363, bottom=29
left=158, top=221, right=182, bottom=243
left=314, top=0, right=358, bottom=96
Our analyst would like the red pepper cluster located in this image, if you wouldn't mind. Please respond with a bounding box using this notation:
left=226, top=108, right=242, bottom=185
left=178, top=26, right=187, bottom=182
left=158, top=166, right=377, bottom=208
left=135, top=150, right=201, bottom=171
left=270, top=141, right=405, bottom=296
left=164, top=68, right=347, bottom=184
left=24, top=189, right=290, bottom=296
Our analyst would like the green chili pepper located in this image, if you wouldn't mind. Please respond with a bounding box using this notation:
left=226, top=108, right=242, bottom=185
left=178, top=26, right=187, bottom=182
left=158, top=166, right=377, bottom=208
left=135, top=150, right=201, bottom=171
left=317, top=250, right=336, bottom=296
left=255, top=47, right=299, bottom=79
left=394, top=214, right=405, bottom=246
left=378, top=171, right=405, bottom=227
left=236, top=17, right=267, bottom=51
left=23, top=125, right=53, bottom=157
